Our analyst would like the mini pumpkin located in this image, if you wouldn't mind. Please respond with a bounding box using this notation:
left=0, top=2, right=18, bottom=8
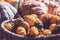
left=29, top=26, right=39, bottom=36
left=24, top=14, right=38, bottom=26
left=22, top=21, right=30, bottom=30
left=40, top=14, right=50, bottom=22
left=4, top=0, right=14, bottom=4
left=50, top=15, right=60, bottom=24
left=49, top=23, right=57, bottom=31
left=4, top=22, right=13, bottom=31
left=43, top=29, right=52, bottom=35
left=16, top=26, right=27, bottom=36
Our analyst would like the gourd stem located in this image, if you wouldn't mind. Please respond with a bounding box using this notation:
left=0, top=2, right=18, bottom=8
left=18, top=15, right=24, bottom=21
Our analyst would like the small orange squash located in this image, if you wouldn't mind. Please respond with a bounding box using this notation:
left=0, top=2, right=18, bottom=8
left=29, top=26, right=39, bottom=36
left=49, top=23, right=57, bottom=31
left=4, top=22, right=13, bottom=31
left=50, top=15, right=60, bottom=24
left=43, top=29, right=52, bottom=35
left=16, top=26, right=27, bottom=36
left=4, top=0, right=14, bottom=4
left=25, top=14, right=38, bottom=26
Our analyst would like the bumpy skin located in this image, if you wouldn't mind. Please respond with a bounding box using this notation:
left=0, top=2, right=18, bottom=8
left=43, top=1, right=60, bottom=16
left=19, top=1, right=60, bottom=17
left=16, top=27, right=27, bottom=36
left=0, top=2, right=17, bottom=21
left=47, top=1, right=59, bottom=14
left=21, top=1, right=48, bottom=17
left=29, top=26, right=39, bottom=36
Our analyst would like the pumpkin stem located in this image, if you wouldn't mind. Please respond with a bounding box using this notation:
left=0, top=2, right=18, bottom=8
left=18, top=15, right=24, bottom=21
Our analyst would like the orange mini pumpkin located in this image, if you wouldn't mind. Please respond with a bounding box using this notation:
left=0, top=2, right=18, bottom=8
left=25, top=14, right=38, bottom=26
left=40, top=14, right=51, bottom=22
left=4, top=0, right=14, bottom=4
left=22, top=21, right=30, bottom=30
left=16, top=26, right=27, bottom=36
left=49, top=23, right=57, bottom=31
left=29, top=26, right=39, bottom=36
left=4, top=22, right=13, bottom=31
left=43, top=29, right=52, bottom=35
left=50, top=15, right=60, bottom=24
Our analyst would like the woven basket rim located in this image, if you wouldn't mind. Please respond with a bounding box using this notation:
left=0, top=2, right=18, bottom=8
left=1, top=19, right=25, bottom=37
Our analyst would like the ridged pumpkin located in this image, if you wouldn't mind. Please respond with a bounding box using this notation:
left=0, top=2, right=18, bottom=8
left=43, top=29, right=52, bottom=35
left=24, top=14, right=38, bottom=26
left=28, top=26, right=39, bottom=36
left=49, top=23, right=57, bottom=31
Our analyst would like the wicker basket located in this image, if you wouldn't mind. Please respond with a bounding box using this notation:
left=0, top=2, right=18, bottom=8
left=1, top=19, right=60, bottom=40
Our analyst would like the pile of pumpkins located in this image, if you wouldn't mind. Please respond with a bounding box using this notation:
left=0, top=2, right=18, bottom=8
left=4, top=14, right=60, bottom=37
